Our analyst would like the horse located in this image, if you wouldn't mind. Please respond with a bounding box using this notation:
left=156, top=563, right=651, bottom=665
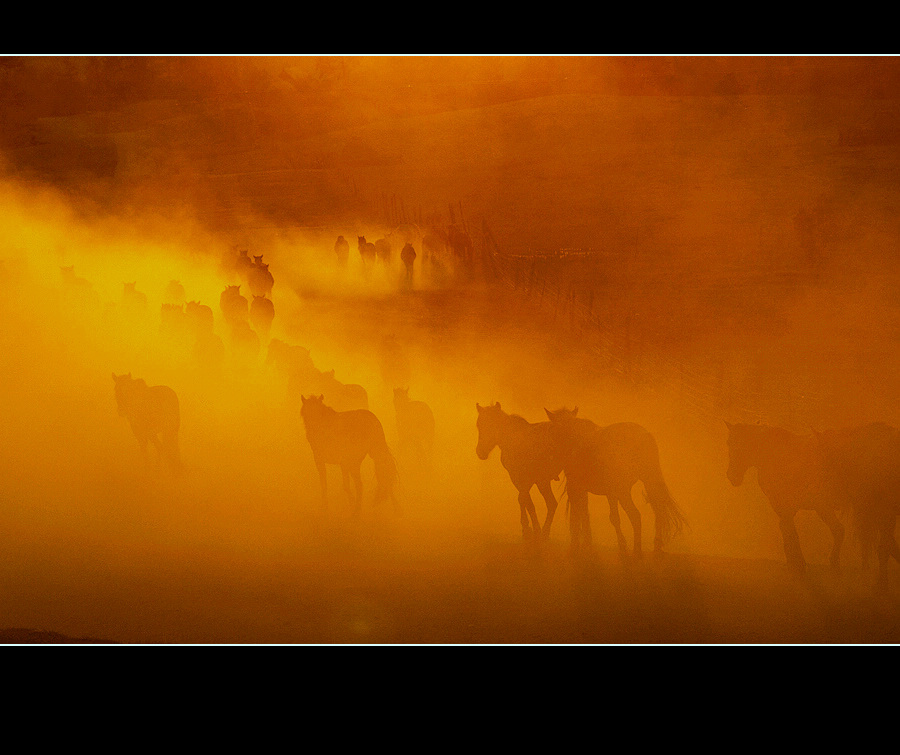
left=249, top=294, right=275, bottom=342
left=400, top=243, right=416, bottom=286
left=815, top=422, right=900, bottom=590
left=248, top=258, right=274, bottom=298
left=394, top=387, right=435, bottom=464
left=546, top=407, right=686, bottom=558
left=725, top=421, right=844, bottom=575
left=358, top=236, right=377, bottom=270
left=475, top=402, right=563, bottom=543
left=220, top=285, right=249, bottom=328
left=300, top=394, right=397, bottom=514
left=164, top=280, right=186, bottom=306
left=375, top=237, right=392, bottom=265
left=112, top=373, right=182, bottom=475
left=306, top=369, right=369, bottom=412
left=334, top=235, right=350, bottom=267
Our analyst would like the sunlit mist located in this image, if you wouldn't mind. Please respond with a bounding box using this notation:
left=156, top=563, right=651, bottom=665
left=2, top=55, right=900, bottom=644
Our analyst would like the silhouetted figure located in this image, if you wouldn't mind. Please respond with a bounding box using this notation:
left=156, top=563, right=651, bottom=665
left=375, top=237, right=392, bottom=265
left=547, top=407, right=686, bottom=558
left=230, top=320, right=260, bottom=366
left=220, top=285, right=249, bottom=328
left=475, top=402, right=563, bottom=543
left=725, top=421, right=844, bottom=575
left=248, top=257, right=274, bottom=298
left=394, top=388, right=435, bottom=466
left=165, top=280, right=186, bottom=306
left=815, top=422, right=900, bottom=591
left=249, top=294, right=275, bottom=342
left=267, top=338, right=316, bottom=381
left=59, top=265, right=91, bottom=291
left=400, top=243, right=417, bottom=287
left=300, top=394, right=398, bottom=514
left=306, top=369, right=369, bottom=412
left=112, top=373, right=182, bottom=475
left=234, top=248, right=254, bottom=278
left=358, top=236, right=377, bottom=273
left=185, top=301, right=215, bottom=337
left=334, top=235, right=350, bottom=267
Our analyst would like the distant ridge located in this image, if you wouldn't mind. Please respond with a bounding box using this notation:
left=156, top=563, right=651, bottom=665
left=0, top=628, right=118, bottom=644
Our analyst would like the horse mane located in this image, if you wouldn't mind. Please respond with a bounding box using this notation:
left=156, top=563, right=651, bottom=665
left=506, top=413, right=531, bottom=428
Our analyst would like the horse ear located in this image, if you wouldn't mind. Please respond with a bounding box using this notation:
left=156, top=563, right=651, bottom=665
left=573, top=407, right=579, bottom=416
left=301, top=395, right=307, bottom=404
left=318, top=394, right=324, bottom=401
left=545, top=408, right=552, bottom=420
left=112, top=373, right=118, bottom=382
left=495, top=402, right=501, bottom=411
left=725, top=421, right=733, bottom=432
left=476, top=403, right=482, bottom=413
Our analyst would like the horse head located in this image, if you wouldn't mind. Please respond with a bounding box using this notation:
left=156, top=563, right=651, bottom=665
left=394, top=387, right=409, bottom=404
left=545, top=406, right=578, bottom=423
left=475, top=402, right=506, bottom=460
left=300, top=394, right=328, bottom=424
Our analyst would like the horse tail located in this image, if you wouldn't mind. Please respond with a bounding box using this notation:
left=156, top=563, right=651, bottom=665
left=641, top=433, right=687, bottom=548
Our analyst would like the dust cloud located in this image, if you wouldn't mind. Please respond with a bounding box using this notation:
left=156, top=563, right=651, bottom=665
left=2, top=56, right=900, bottom=643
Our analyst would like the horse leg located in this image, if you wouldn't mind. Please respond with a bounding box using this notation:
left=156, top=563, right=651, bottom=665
left=316, top=460, right=328, bottom=508
left=816, top=507, right=845, bottom=571
left=517, top=489, right=540, bottom=542
left=607, top=497, right=629, bottom=558
left=619, top=490, right=643, bottom=557
left=536, top=481, right=558, bottom=541
left=778, top=511, right=806, bottom=575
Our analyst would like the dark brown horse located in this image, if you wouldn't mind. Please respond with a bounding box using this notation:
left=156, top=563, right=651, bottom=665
left=475, top=402, right=563, bottom=543
left=547, top=408, right=686, bottom=558
left=815, top=422, right=900, bottom=590
left=300, top=394, right=397, bottom=514
left=725, top=421, right=844, bottom=574
left=112, top=373, right=182, bottom=475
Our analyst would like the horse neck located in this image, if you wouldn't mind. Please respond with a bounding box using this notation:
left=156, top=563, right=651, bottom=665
left=492, top=413, right=530, bottom=446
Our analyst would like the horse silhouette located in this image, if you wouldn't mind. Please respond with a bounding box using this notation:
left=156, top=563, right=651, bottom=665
left=815, top=422, right=900, bottom=590
left=267, top=339, right=316, bottom=380
left=394, top=387, right=435, bottom=464
left=334, top=235, right=350, bottom=267
left=358, top=236, right=377, bottom=271
left=547, top=407, right=686, bottom=558
left=375, top=237, right=392, bottom=265
left=248, top=258, right=274, bottom=298
left=229, top=320, right=260, bottom=366
left=300, top=394, right=398, bottom=514
left=400, top=243, right=416, bottom=286
left=475, top=402, right=563, bottom=543
left=725, top=421, right=844, bottom=574
left=220, top=285, right=249, bottom=328
left=185, top=301, right=215, bottom=336
left=306, top=369, right=369, bottom=411
left=112, top=373, right=182, bottom=474
left=249, top=294, right=275, bottom=341
left=164, top=280, right=186, bottom=306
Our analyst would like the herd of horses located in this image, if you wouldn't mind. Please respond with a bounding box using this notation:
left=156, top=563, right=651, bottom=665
left=78, top=244, right=900, bottom=594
